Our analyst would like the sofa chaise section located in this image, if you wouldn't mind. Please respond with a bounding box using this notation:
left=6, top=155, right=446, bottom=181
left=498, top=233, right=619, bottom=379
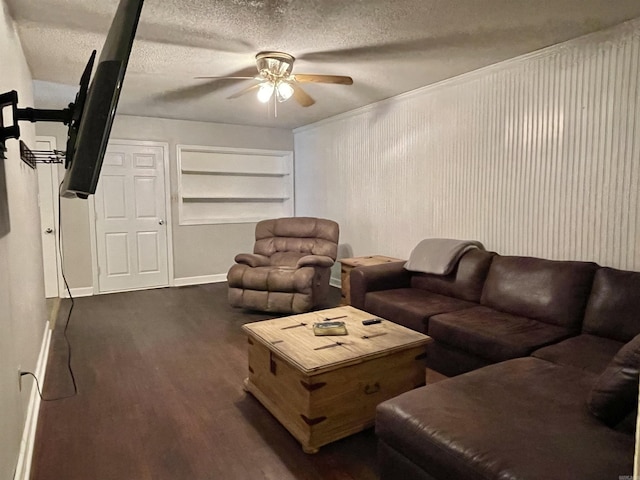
left=376, top=357, right=635, bottom=480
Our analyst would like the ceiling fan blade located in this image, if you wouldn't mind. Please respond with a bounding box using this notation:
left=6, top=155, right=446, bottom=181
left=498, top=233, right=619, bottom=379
left=193, top=66, right=257, bottom=81
left=227, top=83, right=261, bottom=100
left=152, top=66, right=259, bottom=101
left=293, top=74, right=353, bottom=85
left=291, top=84, right=315, bottom=107
left=155, top=78, right=248, bottom=102
left=195, top=76, right=256, bottom=80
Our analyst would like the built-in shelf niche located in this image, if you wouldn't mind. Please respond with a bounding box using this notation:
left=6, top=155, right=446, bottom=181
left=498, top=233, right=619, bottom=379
left=177, top=145, right=294, bottom=225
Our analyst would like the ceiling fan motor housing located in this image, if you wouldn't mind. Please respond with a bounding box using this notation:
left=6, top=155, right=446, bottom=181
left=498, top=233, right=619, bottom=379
left=256, top=51, right=295, bottom=77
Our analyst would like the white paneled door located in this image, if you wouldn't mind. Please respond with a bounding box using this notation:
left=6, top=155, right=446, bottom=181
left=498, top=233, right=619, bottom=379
left=94, top=142, right=169, bottom=293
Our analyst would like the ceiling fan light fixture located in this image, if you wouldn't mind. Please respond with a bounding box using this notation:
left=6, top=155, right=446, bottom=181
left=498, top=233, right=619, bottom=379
left=276, top=81, right=294, bottom=102
left=215, top=50, right=350, bottom=109
left=257, top=82, right=275, bottom=103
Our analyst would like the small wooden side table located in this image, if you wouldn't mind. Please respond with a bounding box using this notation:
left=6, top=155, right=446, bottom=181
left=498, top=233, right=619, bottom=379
left=340, top=255, right=403, bottom=305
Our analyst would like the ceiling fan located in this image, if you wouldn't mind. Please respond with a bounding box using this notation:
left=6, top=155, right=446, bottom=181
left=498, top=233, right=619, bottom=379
left=196, top=51, right=353, bottom=107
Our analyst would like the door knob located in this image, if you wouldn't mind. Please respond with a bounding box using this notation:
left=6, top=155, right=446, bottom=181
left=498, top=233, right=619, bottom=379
left=158, top=220, right=165, bottom=225
left=45, top=228, right=53, bottom=234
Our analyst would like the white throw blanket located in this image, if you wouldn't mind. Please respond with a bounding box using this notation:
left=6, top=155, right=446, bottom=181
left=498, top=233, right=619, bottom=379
left=404, top=238, right=485, bottom=275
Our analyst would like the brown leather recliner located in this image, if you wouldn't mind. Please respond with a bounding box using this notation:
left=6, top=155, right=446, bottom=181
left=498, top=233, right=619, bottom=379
left=227, top=217, right=339, bottom=313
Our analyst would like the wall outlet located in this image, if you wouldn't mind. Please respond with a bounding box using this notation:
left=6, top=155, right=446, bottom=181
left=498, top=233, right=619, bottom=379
left=17, top=367, right=22, bottom=392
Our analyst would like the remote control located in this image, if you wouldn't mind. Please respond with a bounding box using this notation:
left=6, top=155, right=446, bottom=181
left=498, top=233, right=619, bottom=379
left=362, top=318, right=382, bottom=325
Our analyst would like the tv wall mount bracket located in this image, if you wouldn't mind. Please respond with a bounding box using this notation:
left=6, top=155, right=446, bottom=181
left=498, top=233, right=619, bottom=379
left=0, top=90, right=71, bottom=166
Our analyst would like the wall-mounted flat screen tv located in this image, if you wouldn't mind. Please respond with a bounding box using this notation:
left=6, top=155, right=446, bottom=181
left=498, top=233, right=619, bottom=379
left=60, top=0, right=144, bottom=199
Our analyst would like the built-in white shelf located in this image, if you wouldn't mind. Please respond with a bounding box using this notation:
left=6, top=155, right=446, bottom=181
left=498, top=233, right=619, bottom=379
left=180, top=169, right=289, bottom=177
left=177, top=144, right=294, bottom=225
left=182, top=195, right=290, bottom=202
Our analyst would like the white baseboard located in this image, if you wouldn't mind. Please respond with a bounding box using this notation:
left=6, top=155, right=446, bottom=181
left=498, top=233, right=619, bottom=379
left=59, top=277, right=229, bottom=296
left=13, top=321, right=52, bottom=480
left=61, top=286, right=94, bottom=298
left=173, top=274, right=227, bottom=287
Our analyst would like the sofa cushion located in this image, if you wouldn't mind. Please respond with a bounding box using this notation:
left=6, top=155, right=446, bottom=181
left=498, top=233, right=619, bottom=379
left=429, top=306, right=572, bottom=362
left=409, top=249, right=494, bottom=302
left=588, top=334, right=640, bottom=427
left=583, top=267, right=640, bottom=342
left=480, top=256, right=597, bottom=330
left=365, top=288, right=475, bottom=333
left=532, top=334, right=624, bottom=374
left=376, top=357, right=634, bottom=480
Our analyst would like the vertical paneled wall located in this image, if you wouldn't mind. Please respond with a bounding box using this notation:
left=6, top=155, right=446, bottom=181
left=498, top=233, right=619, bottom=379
left=294, top=19, right=640, bottom=270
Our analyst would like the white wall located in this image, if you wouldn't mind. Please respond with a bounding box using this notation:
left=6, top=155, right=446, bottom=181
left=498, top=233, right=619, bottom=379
left=0, top=1, right=48, bottom=478
left=36, top=116, right=293, bottom=288
left=294, top=19, right=640, bottom=272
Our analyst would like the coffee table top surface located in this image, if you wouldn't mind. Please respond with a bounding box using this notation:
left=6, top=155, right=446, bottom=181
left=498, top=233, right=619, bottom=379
left=242, top=306, right=430, bottom=375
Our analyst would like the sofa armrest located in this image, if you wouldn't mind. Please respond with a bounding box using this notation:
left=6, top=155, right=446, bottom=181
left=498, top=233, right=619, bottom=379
left=296, top=255, right=335, bottom=268
left=350, top=261, right=411, bottom=309
left=234, top=253, right=271, bottom=267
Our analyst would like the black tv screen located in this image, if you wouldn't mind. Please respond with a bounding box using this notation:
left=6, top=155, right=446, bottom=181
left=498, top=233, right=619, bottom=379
left=60, top=0, right=144, bottom=199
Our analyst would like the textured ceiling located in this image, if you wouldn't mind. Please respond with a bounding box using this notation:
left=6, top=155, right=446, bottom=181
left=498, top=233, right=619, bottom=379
left=6, top=0, right=640, bottom=129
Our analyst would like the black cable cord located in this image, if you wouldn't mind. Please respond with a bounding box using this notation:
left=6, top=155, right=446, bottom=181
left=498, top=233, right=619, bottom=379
left=20, top=182, right=77, bottom=401
left=55, top=182, right=78, bottom=397
left=18, top=371, right=64, bottom=402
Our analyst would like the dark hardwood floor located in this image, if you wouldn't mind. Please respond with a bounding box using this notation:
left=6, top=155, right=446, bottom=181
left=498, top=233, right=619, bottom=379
left=30, top=284, right=378, bottom=480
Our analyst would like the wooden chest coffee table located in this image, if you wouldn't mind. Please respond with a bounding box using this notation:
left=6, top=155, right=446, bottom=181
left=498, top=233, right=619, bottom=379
left=242, top=306, right=430, bottom=453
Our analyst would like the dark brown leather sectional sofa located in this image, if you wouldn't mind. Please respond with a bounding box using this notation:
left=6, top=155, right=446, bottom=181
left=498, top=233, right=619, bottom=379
left=350, top=251, right=640, bottom=480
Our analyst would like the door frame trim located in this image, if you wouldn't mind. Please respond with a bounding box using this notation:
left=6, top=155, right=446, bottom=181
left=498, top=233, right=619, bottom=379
left=88, top=139, right=174, bottom=294
left=35, top=135, right=66, bottom=297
